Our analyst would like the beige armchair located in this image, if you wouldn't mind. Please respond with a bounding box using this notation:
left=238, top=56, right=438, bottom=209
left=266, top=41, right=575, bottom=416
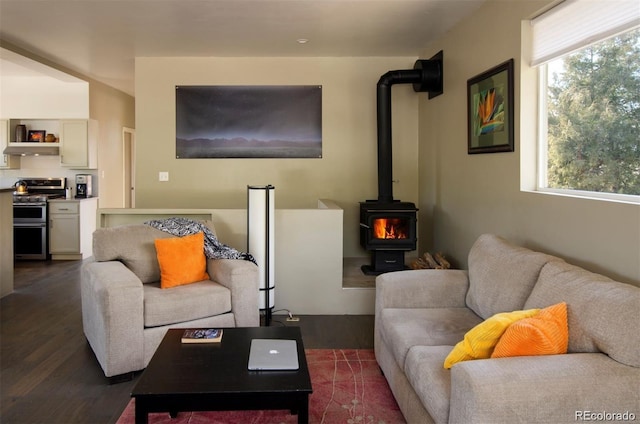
left=81, top=221, right=259, bottom=380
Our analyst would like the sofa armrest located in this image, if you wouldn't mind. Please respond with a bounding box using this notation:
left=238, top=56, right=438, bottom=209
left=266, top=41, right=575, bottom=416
left=450, top=353, right=640, bottom=423
left=207, top=259, right=259, bottom=327
left=81, top=260, right=145, bottom=377
left=375, top=269, right=469, bottom=312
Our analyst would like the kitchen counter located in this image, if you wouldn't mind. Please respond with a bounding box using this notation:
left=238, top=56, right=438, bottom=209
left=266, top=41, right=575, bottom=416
left=49, top=197, right=99, bottom=202
left=0, top=190, right=13, bottom=298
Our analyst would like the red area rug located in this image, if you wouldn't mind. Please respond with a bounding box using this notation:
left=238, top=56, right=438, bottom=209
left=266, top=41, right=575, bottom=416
left=116, top=349, right=405, bottom=424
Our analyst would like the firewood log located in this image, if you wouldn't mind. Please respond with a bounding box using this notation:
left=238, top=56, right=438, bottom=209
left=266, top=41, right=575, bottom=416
left=411, top=257, right=428, bottom=269
left=434, top=252, right=451, bottom=269
left=423, top=252, right=441, bottom=269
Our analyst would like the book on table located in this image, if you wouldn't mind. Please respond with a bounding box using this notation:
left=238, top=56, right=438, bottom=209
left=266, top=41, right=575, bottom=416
left=181, top=329, right=223, bottom=343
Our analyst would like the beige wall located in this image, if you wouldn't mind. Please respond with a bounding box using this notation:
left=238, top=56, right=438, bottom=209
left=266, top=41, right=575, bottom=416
left=135, top=57, right=420, bottom=257
left=89, top=80, right=135, bottom=208
left=418, top=0, right=640, bottom=286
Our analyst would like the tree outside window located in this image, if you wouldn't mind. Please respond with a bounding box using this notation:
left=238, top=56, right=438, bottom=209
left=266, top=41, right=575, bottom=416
left=544, top=28, right=640, bottom=196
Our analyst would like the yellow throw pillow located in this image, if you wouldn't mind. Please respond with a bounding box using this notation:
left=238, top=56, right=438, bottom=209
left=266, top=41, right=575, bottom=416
left=155, top=232, right=209, bottom=289
left=491, top=302, right=568, bottom=358
left=444, top=308, right=540, bottom=369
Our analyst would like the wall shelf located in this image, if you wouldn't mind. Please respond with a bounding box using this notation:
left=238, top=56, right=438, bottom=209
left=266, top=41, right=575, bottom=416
left=8, top=142, right=59, bottom=147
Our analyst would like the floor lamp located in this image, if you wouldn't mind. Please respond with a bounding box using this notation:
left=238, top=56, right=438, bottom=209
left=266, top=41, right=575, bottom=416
left=247, top=185, right=275, bottom=326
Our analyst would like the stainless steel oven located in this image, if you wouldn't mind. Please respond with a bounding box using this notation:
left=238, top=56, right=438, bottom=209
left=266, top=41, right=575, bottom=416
left=12, top=177, right=66, bottom=261
left=14, top=202, right=48, bottom=260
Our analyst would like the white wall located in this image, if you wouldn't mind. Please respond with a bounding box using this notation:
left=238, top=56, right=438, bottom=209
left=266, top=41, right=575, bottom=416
left=0, top=47, right=135, bottom=208
left=275, top=203, right=374, bottom=314
left=418, top=0, right=640, bottom=286
left=134, top=56, right=421, bottom=258
left=0, top=76, right=88, bottom=119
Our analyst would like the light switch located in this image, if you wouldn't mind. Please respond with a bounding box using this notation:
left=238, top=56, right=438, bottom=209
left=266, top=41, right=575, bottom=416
left=159, top=171, right=169, bottom=182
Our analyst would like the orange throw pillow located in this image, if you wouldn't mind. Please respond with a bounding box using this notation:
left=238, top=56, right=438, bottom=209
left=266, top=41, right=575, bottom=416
left=154, top=232, right=209, bottom=289
left=491, top=302, right=568, bottom=358
left=443, top=308, right=540, bottom=369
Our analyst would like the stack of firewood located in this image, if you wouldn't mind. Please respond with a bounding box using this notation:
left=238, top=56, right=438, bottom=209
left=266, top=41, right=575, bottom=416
left=411, top=252, right=451, bottom=270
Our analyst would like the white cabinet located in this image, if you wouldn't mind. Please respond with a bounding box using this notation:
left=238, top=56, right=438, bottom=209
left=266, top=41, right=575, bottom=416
left=49, top=204, right=80, bottom=254
left=60, top=119, right=98, bottom=169
left=0, top=119, right=21, bottom=169
left=0, top=118, right=97, bottom=168
left=49, top=198, right=97, bottom=260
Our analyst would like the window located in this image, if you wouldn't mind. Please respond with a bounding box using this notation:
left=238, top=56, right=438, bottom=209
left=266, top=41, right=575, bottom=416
left=531, top=0, right=640, bottom=200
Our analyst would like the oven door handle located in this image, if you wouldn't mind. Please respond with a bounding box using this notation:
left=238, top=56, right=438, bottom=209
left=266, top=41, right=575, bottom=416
left=14, top=222, right=46, bottom=228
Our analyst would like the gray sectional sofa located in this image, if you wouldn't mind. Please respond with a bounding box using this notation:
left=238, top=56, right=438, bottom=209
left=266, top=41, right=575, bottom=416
left=81, top=222, right=259, bottom=379
left=375, top=234, right=639, bottom=423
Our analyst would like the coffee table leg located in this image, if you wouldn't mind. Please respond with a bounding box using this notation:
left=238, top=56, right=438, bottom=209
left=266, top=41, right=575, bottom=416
left=134, top=399, right=148, bottom=424
left=297, top=395, right=309, bottom=424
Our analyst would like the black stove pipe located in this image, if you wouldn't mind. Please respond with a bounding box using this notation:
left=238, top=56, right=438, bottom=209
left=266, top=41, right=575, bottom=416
left=376, top=54, right=443, bottom=203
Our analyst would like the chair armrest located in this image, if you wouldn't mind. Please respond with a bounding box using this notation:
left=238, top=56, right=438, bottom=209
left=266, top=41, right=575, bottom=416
left=450, top=353, right=640, bottom=423
left=207, top=259, right=259, bottom=327
left=81, top=260, right=145, bottom=377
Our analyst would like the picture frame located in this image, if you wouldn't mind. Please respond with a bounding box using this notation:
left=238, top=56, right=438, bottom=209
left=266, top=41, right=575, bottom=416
left=175, top=85, right=322, bottom=158
left=27, top=130, right=46, bottom=142
left=467, top=59, right=514, bottom=154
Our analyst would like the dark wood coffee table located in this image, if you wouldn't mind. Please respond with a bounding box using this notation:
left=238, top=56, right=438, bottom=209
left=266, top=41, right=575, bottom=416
left=131, top=326, right=312, bottom=424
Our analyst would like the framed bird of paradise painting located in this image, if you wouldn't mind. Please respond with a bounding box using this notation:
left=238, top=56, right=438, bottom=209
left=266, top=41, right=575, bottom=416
left=467, top=59, right=514, bottom=154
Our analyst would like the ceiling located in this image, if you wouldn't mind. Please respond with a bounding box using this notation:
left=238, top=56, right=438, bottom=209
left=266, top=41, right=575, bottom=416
left=0, top=0, right=485, bottom=96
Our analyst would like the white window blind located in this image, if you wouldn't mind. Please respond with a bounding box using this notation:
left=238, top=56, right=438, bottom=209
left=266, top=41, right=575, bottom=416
left=530, top=0, right=640, bottom=66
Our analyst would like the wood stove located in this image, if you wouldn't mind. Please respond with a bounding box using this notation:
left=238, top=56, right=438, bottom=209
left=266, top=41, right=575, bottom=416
left=359, top=53, right=443, bottom=275
left=360, top=201, right=418, bottom=274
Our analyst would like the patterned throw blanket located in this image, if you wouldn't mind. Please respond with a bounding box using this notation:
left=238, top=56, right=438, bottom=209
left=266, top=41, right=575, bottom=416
left=145, top=217, right=256, bottom=264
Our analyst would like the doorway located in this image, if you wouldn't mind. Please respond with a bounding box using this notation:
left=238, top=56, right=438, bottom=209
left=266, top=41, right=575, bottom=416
left=123, top=127, right=136, bottom=208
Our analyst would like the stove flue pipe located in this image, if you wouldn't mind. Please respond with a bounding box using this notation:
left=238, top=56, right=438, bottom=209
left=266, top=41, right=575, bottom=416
left=376, top=53, right=443, bottom=203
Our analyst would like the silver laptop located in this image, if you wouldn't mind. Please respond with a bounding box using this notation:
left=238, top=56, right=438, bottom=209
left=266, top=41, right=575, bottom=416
left=248, top=339, right=299, bottom=370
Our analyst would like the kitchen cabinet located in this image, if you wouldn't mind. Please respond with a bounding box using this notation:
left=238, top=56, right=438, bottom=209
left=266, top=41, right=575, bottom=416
left=1, top=118, right=97, bottom=168
left=0, top=119, right=21, bottom=169
left=60, top=119, right=98, bottom=169
left=49, top=198, right=98, bottom=260
left=0, top=189, right=14, bottom=298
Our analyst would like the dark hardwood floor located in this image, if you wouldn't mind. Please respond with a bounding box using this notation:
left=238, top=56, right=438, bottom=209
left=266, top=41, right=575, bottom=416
left=1, top=259, right=374, bottom=424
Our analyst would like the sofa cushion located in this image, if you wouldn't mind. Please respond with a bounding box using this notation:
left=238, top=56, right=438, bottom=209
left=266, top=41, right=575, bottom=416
left=404, top=346, right=453, bottom=424
left=444, top=308, right=540, bottom=369
left=524, top=261, right=640, bottom=368
left=380, top=308, right=482, bottom=370
left=143, top=280, right=232, bottom=327
left=492, top=302, right=568, bottom=358
left=466, top=234, right=560, bottom=319
left=93, top=224, right=175, bottom=283
left=155, top=232, right=210, bottom=288
left=449, top=353, right=640, bottom=424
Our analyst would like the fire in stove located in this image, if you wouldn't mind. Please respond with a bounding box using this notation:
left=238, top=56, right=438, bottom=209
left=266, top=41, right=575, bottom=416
left=373, top=218, right=409, bottom=240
